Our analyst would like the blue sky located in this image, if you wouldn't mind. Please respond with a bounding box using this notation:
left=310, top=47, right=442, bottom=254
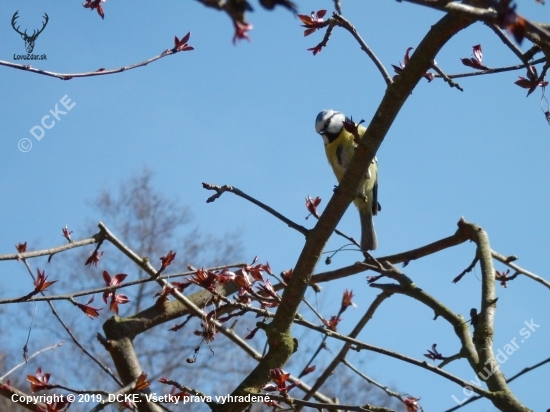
left=1, top=1, right=549, bottom=411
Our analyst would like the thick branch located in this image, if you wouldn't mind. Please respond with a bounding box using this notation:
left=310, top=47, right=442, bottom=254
left=214, top=12, right=478, bottom=411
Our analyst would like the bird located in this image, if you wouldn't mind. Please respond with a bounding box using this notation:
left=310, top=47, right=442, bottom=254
left=314, top=109, right=379, bottom=251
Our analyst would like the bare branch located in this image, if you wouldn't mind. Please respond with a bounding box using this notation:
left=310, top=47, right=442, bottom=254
left=20, top=259, right=123, bottom=386
left=332, top=14, right=392, bottom=86
left=492, top=250, right=550, bottom=289
left=343, top=359, right=405, bottom=404
left=431, top=61, right=464, bottom=91
left=293, top=316, right=493, bottom=399
left=202, top=183, right=309, bottom=235
left=0, top=47, right=191, bottom=80
left=333, top=0, right=343, bottom=15
left=443, top=355, right=550, bottom=411
left=486, top=24, right=527, bottom=63
left=0, top=234, right=102, bottom=261
left=301, top=292, right=393, bottom=402
left=0, top=341, right=64, bottom=380
left=269, top=394, right=393, bottom=412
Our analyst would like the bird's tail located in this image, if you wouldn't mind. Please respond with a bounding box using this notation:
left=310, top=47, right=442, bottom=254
left=359, top=210, right=377, bottom=251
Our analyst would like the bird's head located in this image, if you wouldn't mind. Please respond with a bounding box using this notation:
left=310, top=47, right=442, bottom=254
left=315, top=110, right=347, bottom=145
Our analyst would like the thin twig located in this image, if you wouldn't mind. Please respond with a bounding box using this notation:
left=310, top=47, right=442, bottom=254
left=492, top=250, right=550, bottom=289
left=293, top=316, right=493, bottom=399
left=98, top=221, right=334, bottom=405
left=486, top=24, right=527, bottom=63
left=439, top=57, right=545, bottom=79
left=0, top=263, right=247, bottom=305
left=333, top=0, right=343, bottom=14
left=202, top=183, right=309, bottom=235
left=20, top=259, right=123, bottom=386
left=332, top=14, right=392, bottom=86
left=0, top=234, right=102, bottom=261
left=437, top=352, right=464, bottom=368
left=0, top=47, right=190, bottom=80
left=311, top=222, right=471, bottom=285
left=452, top=254, right=479, bottom=283
left=343, top=359, right=405, bottom=402
left=431, top=61, right=464, bottom=91
left=0, top=342, right=64, bottom=380
left=442, top=355, right=550, bottom=411
left=300, top=291, right=392, bottom=404
left=269, top=394, right=391, bottom=412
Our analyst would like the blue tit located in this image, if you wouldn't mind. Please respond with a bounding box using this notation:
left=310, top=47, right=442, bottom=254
left=315, top=109, right=379, bottom=251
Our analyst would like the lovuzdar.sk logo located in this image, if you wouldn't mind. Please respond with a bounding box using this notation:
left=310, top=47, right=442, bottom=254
left=11, top=10, right=48, bottom=61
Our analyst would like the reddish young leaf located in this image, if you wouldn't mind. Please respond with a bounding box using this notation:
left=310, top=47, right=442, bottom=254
left=460, top=58, right=487, bottom=70
left=168, top=321, right=186, bottom=332
left=515, top=67, right=548, bottom=96
left=102, top=270, right=129, bottom=311
left=34, top=269, right=57, bottom=293
left=322, top=315, right=341, bottom=332
left=340, top=289, right=356, bottom=313
left=169, top=385, right=190, bottom=402
left=174, top=32, right=194, bottom=52
left=102, top=271, right=127, bottom=288
left=264, top=368, right=299, bottom=395
left=424, top=343, right=444, bottom=361
left=245, top=327, right=259, bottom=340
left=256, top=279, right=280, bottom=308
left=281, top=268, right=293, bottom=283
left=233, top=21, right=253, bottom=44
left=403, top=47, right=414, bottom=65
left=135, top=372, right=150, bottom=390
left=194, top=320, right=218, bottom=342
left=76, top=295, right=102, bottom=319
left=495, top=269, right=511, bottom=288
left=233, top=272, right=252, bottom=289
left=305, top=196, right=322, bottom=218
left=307, top=43, right=323, bottom=56
left=27, top=367, right=52, bottom=392
left=83, top=0, right=106, bottom=19
left=262, top=262, right=273, bottom=275
left=159, top=250, right=176, bottom=271
left=15, top=242, right=27, bottom=254
left=85, top=250, right=104, bottom=267
left=403, top=396, right=421, bottom=412
left=62, top=225, right=73, bottom=243
left=297, top=10, right=327, bottom=36
left=394, top=47, right=434, bottom=82
left=302, top=365, right=316, bottom=375
left=189, top=268, right=219, bottom=291
left=109, top=293, right=130, bottom=315
left=236, top=287, right=251, bottom=305
left=460, top=44, right=489, bottom=70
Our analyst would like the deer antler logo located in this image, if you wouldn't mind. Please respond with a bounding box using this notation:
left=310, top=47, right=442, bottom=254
left=11, top=11, right=49, bottom=53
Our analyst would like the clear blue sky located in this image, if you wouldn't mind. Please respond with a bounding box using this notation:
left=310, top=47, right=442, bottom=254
left=1, top=1, right=549, bottom=411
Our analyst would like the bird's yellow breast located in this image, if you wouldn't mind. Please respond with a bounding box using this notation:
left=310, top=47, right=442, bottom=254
left=324, top=128, right=360, bottom=182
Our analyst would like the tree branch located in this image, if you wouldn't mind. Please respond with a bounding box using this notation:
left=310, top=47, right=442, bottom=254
left=0, top=47, right=191, bottom=80
left=202, top=183, right=309, bottom=236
